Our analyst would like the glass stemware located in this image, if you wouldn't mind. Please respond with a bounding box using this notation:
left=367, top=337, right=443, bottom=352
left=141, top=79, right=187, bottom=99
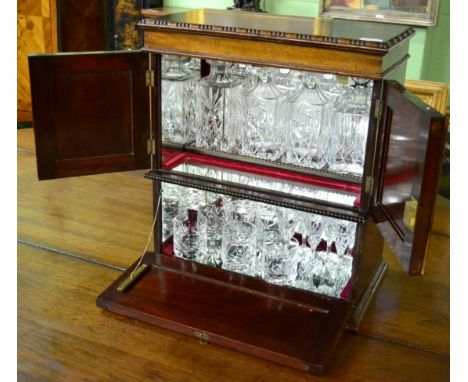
left=306, top=214, right=324, bottom=251
left=335, top=221, right=356, bottom=257
left=326, top=219, right=356, bottom=257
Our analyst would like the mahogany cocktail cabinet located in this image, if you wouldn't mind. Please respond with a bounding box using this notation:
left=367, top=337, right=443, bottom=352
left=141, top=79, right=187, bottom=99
left=29, top=9, right=447, bottom=375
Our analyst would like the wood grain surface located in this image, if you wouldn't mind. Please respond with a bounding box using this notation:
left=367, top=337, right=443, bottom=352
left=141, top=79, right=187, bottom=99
left=18, top=128, right=450, bottom=380
left=17, top=0, right=57, bottom=121
left=18, top=243, right=449, bottom=382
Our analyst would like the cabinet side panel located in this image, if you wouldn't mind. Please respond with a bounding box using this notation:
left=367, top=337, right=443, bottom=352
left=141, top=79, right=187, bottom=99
left=349, top=220, right=385, bottom=330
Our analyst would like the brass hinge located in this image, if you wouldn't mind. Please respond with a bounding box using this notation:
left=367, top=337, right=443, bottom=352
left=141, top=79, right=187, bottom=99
left=365, top=176, right=374, bottom=194
left=145, top=69, right=155, bottom=88
left=374, top=99, right=382, bottom=120
left=147, top=138, right=156, bottom=155
left=403, top=196, right=418, bottom=232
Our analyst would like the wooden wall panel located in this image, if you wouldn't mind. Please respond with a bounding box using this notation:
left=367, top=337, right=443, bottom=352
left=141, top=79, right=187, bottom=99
left=17, top=0, right=57, bottom=122
left=57, top=0, right=107, bottom=52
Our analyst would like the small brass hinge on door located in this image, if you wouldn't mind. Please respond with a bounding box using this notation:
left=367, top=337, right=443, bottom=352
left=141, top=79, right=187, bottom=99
left=374, top=99, right=382, bottom=120
left=403, top=196, right=418, bottom=232
left=147, top=138, right=156, bottom=155
left=145, top=69, right=155, bottom=88
left=365, top=176, right=374, bottom=194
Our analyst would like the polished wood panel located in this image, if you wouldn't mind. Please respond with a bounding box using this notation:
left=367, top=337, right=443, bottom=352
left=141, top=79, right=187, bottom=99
left=57, top=0, right=107, bottom=51
left=17, top=0, right=57, bottom=121
left=143, top=30, right=401, bottom=79
left=373, top=81, right=447, bottom=275
left=29, top=51, right=150, bottom=179
left=98, top=253, right=349, bottom=375
left=141, top=9, right=414, bottom=52
left=18, top=243, right=449, bottom=381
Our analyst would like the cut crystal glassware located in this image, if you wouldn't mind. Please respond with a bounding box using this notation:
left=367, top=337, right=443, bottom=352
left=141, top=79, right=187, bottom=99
left=262, top=234, right=299, bottom=286
left=284, top=73, right=328, bottom=168
left=173, top=210, right=208, bottom=262
left=197, top=61, right=243, bottom=152
left=161, top=55, right=199, bottom=145
left=161, top=150, right=358, bottom=297
left=221, top=220, right=258, bottom=276
left=328, top=80, right=373, bottom=176
left=242, top=67, right=285, bottom=161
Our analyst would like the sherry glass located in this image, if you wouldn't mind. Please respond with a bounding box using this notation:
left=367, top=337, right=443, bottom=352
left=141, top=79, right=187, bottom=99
left=335, top=221, right=356, bottom=257
left=161, top=55, right=199, bottom=145
left=197, top=60, right=242, bottom=153
left=306, top=214, right=324, bottom=251
left=326, top=219, right=356, bottom=257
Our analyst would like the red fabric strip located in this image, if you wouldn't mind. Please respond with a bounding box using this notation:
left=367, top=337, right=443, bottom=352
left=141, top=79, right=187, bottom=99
left=161, top=149, right=362, bottom=195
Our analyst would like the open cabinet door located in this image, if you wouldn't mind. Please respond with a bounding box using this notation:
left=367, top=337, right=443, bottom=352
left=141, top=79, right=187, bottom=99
left=29, top=51, right=151, bottom=180
left=373, top=81, right=447, bottom=275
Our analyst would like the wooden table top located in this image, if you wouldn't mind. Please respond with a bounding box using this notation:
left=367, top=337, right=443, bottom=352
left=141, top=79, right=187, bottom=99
left=18, top=128, right=449, bottom=381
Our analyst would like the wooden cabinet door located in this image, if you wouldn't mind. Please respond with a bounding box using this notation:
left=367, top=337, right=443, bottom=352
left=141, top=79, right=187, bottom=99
left=373, top=81, right=447, bottom=275
left=29, top=51, right=151, bottom=180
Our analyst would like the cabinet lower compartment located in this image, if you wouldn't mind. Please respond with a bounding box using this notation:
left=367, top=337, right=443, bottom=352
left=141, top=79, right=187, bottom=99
left=97, top=252, right=351, bottom=375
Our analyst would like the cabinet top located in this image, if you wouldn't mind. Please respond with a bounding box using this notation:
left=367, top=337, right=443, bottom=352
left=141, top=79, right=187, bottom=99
left=139, top=9, right=415, bottom=53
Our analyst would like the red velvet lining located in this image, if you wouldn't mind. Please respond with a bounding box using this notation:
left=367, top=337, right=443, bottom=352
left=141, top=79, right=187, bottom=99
left=161, top=149, right=362, bottom=196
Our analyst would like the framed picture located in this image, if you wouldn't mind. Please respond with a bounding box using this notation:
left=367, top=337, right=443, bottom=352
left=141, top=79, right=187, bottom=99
left=109, top=0, right=163, bottom=50
left=319, top=0, right=441, bottom=26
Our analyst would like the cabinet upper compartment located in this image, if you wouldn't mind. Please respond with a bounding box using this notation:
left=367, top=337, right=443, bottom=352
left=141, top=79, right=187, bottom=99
left=138, top=9, right=415, bottom=79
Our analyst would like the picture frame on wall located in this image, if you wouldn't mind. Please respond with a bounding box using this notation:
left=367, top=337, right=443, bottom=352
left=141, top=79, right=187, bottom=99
left=109, top=0, right=163, bottom=50
left=319, top=0, right=441, bottom=26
